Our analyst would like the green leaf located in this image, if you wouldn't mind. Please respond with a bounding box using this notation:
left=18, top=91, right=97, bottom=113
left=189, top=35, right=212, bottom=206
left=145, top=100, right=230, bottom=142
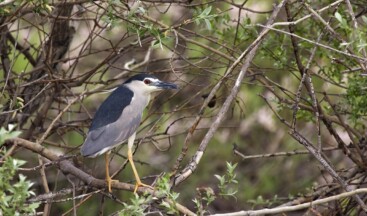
left=362, top=16, right=367, bottom=25
left=0, top=126, right=38, bottom=215
left=204, top=19, right=212, bottom=31
left=334, top=12, right=342, bottom=23
left=137, top=6, right=145, bottom=14
left=201, top=6, right=212, bottom=17
left=160, top=201, right=171, bottom=209
left=0, top=127, right=22, bottom=145
left=214, top=174, right=225, bottom=185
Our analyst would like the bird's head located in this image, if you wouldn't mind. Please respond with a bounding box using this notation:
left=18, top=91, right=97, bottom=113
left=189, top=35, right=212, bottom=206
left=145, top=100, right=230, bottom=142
left=124, top=74, right=178, bottom=94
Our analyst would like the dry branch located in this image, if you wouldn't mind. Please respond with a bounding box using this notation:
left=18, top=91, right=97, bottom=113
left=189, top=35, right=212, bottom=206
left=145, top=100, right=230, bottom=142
left=212, top=188, right=367, bottom=216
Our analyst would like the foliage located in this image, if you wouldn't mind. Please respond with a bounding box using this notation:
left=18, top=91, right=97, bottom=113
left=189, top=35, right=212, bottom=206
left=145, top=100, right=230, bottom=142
left=155, top=174, right=180, bottom=215
left=346, top=75, right=367, bottom=121
left=118, top=174, right=180, bottom=215
left=118, top=194, right=152, bottom=216
left=0, top=126, right=39, bottom=216
left=0, top=0, right=53, bottom=15
left=248, top=195, right=280, bottom=208
left=193, top=187, right=216, bottom=215
left=192, top=6, right=218, bottom=31
left=214, top=162, right=238, bottom=198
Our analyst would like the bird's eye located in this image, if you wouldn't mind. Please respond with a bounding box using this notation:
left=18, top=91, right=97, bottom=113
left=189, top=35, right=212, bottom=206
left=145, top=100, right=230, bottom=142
left=144, top=79, right=152, bottom=85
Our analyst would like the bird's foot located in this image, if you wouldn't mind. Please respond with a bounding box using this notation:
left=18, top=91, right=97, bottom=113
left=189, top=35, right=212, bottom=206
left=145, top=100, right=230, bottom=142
left=106, top=176, right=119, bottom=193
left=134, top=181, right=154, bottom=193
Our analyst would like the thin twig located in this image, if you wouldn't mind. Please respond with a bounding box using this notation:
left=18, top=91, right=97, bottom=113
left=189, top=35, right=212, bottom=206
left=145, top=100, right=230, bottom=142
left=233, top=146, right=340, bottom=160
left=211, top=188, right=367, bottom=216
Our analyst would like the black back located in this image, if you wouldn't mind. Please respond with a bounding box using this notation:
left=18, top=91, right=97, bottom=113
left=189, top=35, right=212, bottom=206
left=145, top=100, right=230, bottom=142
left=90, top=85, right=134, bottom=131
left=89, top=73, right=157, bottom=131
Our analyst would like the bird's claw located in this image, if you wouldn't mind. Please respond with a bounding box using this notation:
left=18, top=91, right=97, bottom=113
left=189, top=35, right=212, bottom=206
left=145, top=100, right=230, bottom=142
left=106, top=177, right=119, bottom=193
left=134, top=181, right=154, bottom=193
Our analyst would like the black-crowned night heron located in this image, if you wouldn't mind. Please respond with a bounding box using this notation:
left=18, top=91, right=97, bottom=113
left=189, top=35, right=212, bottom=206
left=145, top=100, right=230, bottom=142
left=80, top=74, right=177, bottom=193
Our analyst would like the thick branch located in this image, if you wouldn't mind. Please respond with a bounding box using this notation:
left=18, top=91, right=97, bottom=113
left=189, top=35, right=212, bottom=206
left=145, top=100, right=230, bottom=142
left=8, top=137, right=139, bottom=193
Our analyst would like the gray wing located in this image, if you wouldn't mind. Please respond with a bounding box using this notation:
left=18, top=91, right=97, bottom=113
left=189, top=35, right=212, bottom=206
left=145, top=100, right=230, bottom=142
left=80, top=105, right=142, bottom=157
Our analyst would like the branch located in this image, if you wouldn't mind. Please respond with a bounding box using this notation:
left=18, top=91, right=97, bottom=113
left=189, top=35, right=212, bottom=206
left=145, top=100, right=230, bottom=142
left=8, top=137, right=139, bottom=193
left=172, top=0, right=288, bottom=186
left=211, top=188, right=367, bottom=216
left=233, top=146, right=341, bottom=160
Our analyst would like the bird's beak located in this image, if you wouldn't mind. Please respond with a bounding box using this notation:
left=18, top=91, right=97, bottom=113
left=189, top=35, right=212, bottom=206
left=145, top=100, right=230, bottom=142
left=153, top=81, right=178, bottom=90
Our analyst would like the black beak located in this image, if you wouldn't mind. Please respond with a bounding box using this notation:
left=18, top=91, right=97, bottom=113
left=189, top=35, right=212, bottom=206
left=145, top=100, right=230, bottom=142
left=153, top=81, right=178, bottom=89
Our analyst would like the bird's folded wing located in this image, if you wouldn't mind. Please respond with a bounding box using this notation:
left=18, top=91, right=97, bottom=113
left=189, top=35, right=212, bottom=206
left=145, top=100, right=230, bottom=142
left=81, top=106, right=142, bottom=157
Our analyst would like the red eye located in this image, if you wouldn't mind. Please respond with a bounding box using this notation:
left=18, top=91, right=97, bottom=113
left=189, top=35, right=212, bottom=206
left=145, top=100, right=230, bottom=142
left=144, top=79, right=151, bottom=84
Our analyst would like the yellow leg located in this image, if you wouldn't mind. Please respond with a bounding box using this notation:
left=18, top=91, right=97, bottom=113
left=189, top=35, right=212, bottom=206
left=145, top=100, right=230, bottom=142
left=105, top=151, right=118, bottom=193
left=127, top=147, right=154, bottom=193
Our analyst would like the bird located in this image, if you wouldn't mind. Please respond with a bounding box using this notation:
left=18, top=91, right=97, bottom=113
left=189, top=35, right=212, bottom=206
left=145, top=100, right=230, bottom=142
left=80, top=73, right=178, bottom=193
